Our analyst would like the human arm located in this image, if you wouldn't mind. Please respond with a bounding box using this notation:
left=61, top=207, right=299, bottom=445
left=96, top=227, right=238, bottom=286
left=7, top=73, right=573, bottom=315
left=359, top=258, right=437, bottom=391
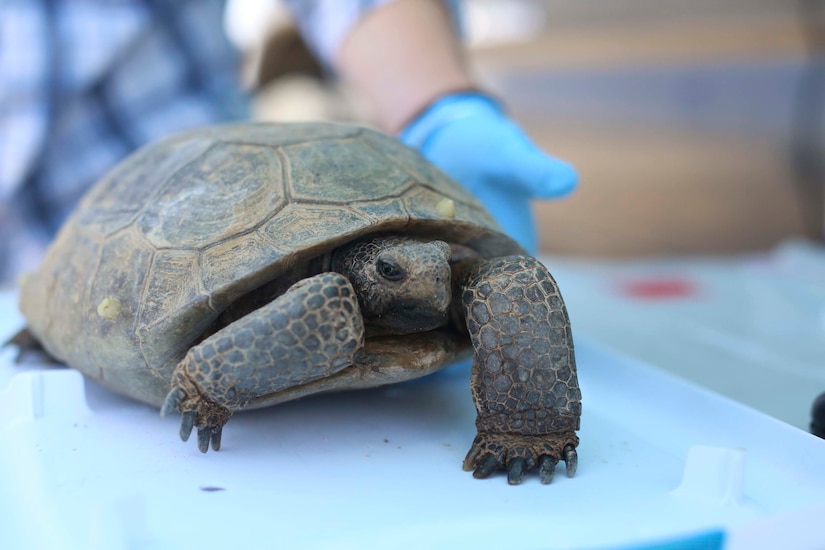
left=290, top=0, right=577, bottom=253
left=335, top=0, right=470, bottom=134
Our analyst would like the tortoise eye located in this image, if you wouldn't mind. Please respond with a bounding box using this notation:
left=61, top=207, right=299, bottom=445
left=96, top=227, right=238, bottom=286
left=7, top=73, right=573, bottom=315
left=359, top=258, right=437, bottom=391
left=377, top=259, right=405, bottom=281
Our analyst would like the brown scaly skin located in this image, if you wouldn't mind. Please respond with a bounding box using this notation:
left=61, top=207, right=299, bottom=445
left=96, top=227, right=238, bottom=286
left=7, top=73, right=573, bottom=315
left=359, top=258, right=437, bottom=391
left=455, top=255, right=580, bottom=484
left=159, top=236, right=581, bottom=484
left=161, top=236, right=454, bottom=452
left=162, top=272, right=364, bottom=452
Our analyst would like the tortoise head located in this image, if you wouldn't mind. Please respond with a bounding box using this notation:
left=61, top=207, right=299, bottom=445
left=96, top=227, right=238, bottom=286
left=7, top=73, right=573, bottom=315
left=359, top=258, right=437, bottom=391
left=332, top=235, right=452, bottom=334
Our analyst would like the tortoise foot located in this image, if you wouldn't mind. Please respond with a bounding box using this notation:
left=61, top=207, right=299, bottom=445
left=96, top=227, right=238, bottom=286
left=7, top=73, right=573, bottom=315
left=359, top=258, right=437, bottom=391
left=161, top=386, right=232, bottom=453
left=462, top=431, right=579, bottom=485
left=3, top=327, right=61, bottom=364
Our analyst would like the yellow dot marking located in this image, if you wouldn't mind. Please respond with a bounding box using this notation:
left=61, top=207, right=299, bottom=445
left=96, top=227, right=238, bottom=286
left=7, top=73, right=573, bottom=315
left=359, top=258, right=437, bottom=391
left=97, top=297, right=122, bottom=320
left=436, top=198, right=455, bottom=219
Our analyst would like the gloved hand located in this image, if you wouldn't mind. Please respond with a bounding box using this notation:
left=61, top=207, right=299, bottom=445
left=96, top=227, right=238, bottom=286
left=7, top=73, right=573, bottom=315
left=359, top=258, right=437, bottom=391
left=400, top=92, right=577, bottom=255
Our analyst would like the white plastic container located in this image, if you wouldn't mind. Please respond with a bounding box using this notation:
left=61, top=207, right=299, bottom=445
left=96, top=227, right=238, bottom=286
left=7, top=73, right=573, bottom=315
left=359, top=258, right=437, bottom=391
left=2, top=289, right=824, bottom=549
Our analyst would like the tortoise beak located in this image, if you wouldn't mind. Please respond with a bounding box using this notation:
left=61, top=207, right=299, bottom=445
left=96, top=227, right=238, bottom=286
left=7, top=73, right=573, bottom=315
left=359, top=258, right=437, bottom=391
left=383, top=293, right=450, bottom=334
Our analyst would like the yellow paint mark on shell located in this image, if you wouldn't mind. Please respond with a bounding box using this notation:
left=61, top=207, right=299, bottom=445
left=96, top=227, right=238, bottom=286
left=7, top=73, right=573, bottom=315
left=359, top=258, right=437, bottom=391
left=436, top=198, right=455, bottom=219
left=97, top=297, right=122, bottom=320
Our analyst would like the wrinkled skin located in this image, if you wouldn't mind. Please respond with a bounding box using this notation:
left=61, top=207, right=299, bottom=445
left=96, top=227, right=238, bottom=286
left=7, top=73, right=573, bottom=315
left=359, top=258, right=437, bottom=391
left=331, top=236, right=453, bottom=334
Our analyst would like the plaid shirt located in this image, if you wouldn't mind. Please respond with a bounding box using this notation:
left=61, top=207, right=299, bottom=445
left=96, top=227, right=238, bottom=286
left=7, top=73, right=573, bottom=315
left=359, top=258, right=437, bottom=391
left=0, top=0, right=447, bottom=283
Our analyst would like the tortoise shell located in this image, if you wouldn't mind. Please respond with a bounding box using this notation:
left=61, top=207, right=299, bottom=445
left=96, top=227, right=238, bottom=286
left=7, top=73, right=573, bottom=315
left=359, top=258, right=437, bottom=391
left=19, top=122, right=522, bottom=405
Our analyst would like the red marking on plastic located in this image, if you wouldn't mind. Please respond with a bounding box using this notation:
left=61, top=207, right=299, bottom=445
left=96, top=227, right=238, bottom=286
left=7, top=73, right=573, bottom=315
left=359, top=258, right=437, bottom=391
left=618, top=277, right=699, bottom=300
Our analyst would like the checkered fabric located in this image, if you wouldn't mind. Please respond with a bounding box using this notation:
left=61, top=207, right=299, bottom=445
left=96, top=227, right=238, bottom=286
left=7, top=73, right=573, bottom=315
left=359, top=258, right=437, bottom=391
left=0, top=0, right=458, bottom=283
left=0, top=0, right=248, bottom=283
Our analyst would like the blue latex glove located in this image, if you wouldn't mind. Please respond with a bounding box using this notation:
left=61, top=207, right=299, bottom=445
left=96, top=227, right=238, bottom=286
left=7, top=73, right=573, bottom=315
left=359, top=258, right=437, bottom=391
left=400, top=92, right=577, bottom=255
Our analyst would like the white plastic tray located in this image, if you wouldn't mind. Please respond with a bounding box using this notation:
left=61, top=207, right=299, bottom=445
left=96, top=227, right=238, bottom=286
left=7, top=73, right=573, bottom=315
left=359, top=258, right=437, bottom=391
left=2, top=288, right=824, bottom=549
left=546, top=240, right=825, bottom=432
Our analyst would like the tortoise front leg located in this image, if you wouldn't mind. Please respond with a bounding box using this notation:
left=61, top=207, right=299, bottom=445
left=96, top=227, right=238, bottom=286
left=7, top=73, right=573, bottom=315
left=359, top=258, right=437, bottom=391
left=161, top=272, right=364, bottom=452
left=455, top=255, right=581, bottom=484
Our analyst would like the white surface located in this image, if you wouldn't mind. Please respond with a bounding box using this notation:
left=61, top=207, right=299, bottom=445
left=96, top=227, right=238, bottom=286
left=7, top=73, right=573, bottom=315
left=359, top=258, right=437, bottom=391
left=548, top=240, right=825, bottom=431
left=2, top=288, right=825, bottom=549
left=672, top=446, right=746, bottom=507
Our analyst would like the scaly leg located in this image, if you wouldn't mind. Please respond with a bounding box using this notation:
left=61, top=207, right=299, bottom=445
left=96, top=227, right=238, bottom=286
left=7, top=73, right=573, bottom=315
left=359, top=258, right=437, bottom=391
left=161, top=272, right=364, bottom=452
left=456, top=255, right=581, bottom=484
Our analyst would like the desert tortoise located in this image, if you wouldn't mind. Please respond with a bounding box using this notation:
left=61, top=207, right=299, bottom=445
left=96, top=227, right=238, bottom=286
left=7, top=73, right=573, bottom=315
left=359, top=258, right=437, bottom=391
left=13, top=122, right=581, bottom=484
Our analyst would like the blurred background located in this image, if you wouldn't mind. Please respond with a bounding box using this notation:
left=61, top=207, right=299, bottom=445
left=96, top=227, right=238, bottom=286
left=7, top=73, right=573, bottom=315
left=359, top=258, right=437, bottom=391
left=225, top=0, right=825, bottom=431
left=229, top=0, right=825, bottom=257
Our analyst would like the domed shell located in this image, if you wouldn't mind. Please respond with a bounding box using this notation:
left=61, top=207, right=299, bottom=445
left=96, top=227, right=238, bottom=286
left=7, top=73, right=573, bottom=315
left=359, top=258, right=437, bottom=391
left=19, top=122, right=522, bottom=404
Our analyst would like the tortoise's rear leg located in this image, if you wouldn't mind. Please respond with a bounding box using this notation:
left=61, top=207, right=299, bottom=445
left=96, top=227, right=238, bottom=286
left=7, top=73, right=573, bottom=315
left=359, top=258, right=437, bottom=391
left=162, top=272, right=364, bottom=453
left=3, top=327, right=61, bottom=364
left=455, top=255, right=581, bottom=484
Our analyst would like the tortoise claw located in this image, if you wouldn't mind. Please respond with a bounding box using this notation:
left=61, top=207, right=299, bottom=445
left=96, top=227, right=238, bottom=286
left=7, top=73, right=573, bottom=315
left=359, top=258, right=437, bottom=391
left=539, top=455, right=557, bottom=485
left=160, top=387, right=183, bottom=417
left=464, top=431, right=578, bottom=484
left=161, top=383, right=231, bottom=452
left=462, top=444, right=482, bottom=472
left=210, top=425, right=223, bottom=452
left=507, top=458, right=527, bottom=485
left=197, top=427, right=211, bottom=453
left=563, top=444, right=578, bottom=478
left=473, top=454, right=498, bottom=479
left=195, top=425, right=223, bottom=453
left=180, top=411, right=196, bottom=442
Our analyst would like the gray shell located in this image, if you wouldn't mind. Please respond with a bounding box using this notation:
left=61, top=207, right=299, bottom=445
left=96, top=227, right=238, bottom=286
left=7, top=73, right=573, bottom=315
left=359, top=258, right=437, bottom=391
left=19, top=122, right=522, bottom=405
